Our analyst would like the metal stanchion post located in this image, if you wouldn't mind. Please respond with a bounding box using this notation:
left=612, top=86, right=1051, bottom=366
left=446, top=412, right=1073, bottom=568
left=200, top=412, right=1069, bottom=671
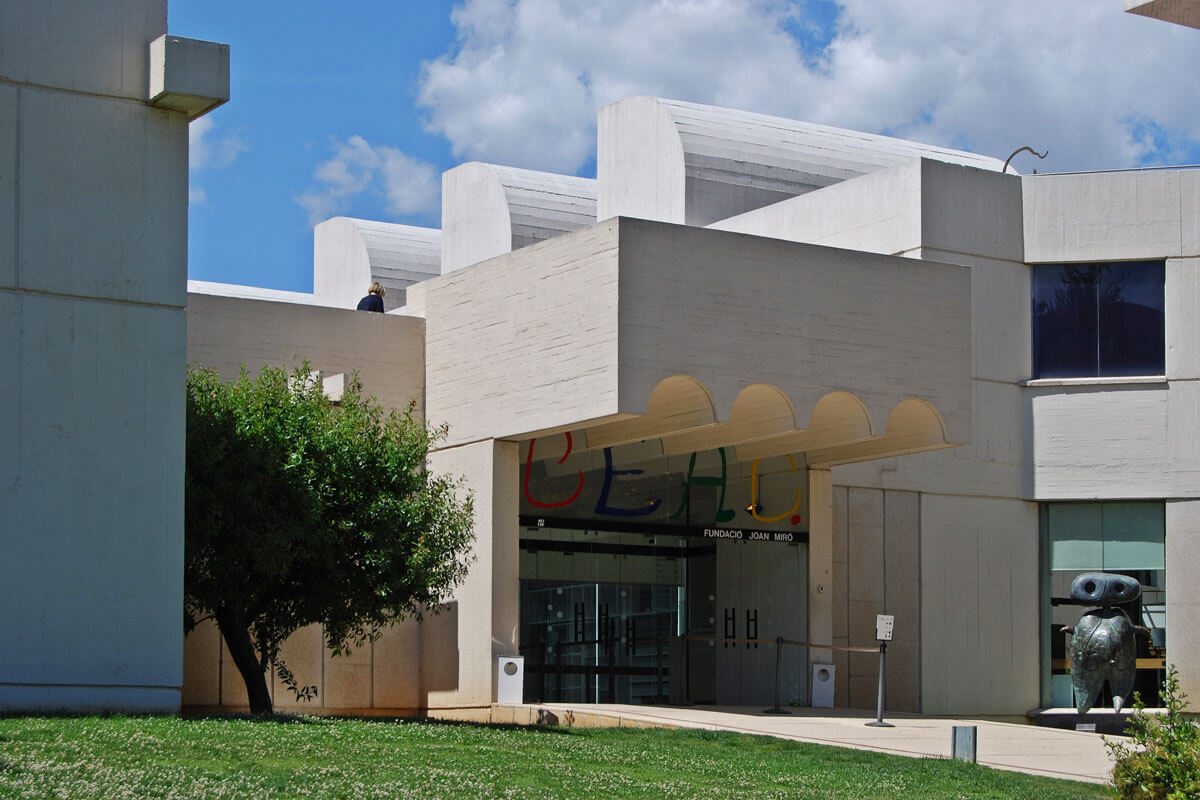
left=763, top=636, right=790, bottom=714
left=865, top=641, right=894, bottom=727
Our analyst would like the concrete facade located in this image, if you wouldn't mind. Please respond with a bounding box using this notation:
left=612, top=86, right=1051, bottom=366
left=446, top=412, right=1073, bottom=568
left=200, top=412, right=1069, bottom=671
left=175, top=95, right=1200, bottom=717
left=175, top=90, right=1200, bottom=719
left=11, top=0, right=1199, bottom=721
left=1, top=1, right=226, bottom=711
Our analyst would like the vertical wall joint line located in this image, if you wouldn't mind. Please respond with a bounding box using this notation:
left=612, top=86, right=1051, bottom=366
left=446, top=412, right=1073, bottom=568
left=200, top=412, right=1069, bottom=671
left=13, top=85, right=21, bottom=289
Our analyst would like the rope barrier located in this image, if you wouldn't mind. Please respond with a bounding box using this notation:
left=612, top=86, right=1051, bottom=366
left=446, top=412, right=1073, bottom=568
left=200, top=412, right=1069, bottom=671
left=680, top=633, right=891, bottom=724
left=681, top=634, right=878, bottom=653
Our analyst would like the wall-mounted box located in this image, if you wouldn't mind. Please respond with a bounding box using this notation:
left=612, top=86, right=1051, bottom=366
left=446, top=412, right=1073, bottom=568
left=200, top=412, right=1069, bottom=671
left=497, top=656, right=524, bottom=705
left=148, top=35, right=229, bottom=119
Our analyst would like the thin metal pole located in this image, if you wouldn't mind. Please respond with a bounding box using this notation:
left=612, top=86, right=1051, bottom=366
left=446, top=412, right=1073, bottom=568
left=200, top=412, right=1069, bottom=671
left=684, top=633, right=691, bottom=704
left=865, top=641, right=894, bottom=727
left=763, top=636, right=790, bottom=714
left=656, top=637, right=664, bottom=704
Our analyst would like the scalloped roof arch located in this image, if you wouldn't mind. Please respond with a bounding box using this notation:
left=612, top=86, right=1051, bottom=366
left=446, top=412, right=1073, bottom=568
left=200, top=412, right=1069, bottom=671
left=312, top=217, right=440, bottom=310
left=584, top=374, right=717, bottom=449
left=441, top=162, right=597, bottom=274
left=598, top=95, right=1007, bottom=226
left=661, top=382, right=796, bottom=455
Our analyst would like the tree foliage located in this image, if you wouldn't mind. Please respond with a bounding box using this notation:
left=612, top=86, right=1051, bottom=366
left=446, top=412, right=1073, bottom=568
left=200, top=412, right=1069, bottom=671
left=1107, top=665, right=1200, bottom=799
left=184, top=364, right=474, bottom=713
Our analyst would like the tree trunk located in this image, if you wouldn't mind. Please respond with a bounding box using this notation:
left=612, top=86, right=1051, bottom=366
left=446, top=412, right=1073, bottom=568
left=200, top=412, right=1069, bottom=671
left=216, top=610, right=274, bottom=714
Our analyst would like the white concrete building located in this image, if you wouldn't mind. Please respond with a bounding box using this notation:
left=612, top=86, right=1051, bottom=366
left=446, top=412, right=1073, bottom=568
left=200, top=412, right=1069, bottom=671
left=1, top=1, right=227, bottom=711
left=5, top=0, right=1197, bottom=722
left=181, top=92, right=1196, bottom=721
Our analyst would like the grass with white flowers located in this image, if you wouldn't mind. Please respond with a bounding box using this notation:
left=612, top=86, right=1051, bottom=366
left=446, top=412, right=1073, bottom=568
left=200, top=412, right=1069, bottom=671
left=0, top=714, right=1107, bottom=799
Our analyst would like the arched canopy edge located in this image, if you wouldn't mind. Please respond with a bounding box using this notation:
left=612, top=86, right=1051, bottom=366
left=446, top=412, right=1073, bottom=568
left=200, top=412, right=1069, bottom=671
left=805, top=398, right=953, bottom=467
left=583, top=374, right=716, bottom=450
left=569, top=387, right=954, bottom=468
left=661, top=383, right=796, bottom=455
left=733, top=389, right=874, bottom=460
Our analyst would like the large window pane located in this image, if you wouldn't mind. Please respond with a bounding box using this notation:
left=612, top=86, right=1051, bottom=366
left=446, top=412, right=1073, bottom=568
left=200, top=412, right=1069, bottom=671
left=1047, top=503, right=1103, bottom=570
left=1097, top=261, right=1165, bottom=377
left=1033, top=265, right=1098, bottom=378
left=1101, top=502, right=1165, bottom=570
left=1032, top=261, right=1163, bottom=378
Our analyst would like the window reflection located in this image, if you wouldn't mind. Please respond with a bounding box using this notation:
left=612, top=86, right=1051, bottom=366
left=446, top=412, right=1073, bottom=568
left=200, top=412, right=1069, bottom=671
left=1032, top=261, right=1164, bottom=378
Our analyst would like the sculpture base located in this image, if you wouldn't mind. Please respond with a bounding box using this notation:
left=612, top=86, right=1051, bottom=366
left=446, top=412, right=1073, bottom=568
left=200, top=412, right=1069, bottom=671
left=1026, top=707, right=1139, bottom=735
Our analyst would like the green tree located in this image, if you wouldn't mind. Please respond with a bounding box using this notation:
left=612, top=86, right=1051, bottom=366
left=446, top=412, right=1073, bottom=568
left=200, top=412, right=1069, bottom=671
left=184, top=364, right=474, bottom=714
left=1107, top=665, right=1200, bottom=799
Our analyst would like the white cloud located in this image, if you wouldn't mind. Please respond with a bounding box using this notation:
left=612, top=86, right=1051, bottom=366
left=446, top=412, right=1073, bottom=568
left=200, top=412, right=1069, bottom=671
left=417, top=0, right=1200, bottom=175
left=297, top=135, right=440, bottom=226
left=189, top=187, right=207, bottom=205
left=189, top=116, right=248, bottom=170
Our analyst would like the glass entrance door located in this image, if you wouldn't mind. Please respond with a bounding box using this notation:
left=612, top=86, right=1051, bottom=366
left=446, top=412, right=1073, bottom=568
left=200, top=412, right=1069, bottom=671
left=518, top=526, right=686, bottom=704
left=688, top=539, right=808, bottom=706
left=518, top=524, right=808, bottom=706
left=521, top=581, right=680, bottom=703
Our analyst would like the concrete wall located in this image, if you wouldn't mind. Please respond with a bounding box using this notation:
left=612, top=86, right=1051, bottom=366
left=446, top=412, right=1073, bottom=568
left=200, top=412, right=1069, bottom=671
left=1167, top=500, right=1200, bottom=698
left=717, top=161, right=1200, bottom=712
left=186, top=293, right=426, bottom=415
left=719, top=160, right=1029, bottom=497
left=183, top=616, right=424, bottom=715
left=807, top=470, right=836, bottom=684
left=819, top=165, right=1200, bottom=712
left=0, top=0, right=195, bottom=713
left=181, top=293, right=433, bottom=712
left=1024, top=170, right=1199, bottom=264
left=919, top=495, right=1040, bottom=715
left=709, top=158, right=925, bottom=256
left=410, top=220, right=623, bottom=446
left=615, top=219, right=971, bottom=443
left=423, top=439, right=520, bottom=709
left=829, top=486, right=921, bottom=712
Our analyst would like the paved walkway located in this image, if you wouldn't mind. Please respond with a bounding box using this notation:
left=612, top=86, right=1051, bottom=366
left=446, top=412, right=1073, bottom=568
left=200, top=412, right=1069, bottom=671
left=531, top=703, right=1119, bottom=785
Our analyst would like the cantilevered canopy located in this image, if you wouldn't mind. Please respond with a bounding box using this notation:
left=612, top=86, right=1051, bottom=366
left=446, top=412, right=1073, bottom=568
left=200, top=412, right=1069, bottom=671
left=413, top=217, right=971, bottom=462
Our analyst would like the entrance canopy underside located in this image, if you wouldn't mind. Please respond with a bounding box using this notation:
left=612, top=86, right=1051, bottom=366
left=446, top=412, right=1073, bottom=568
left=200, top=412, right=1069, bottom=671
left=412, top=216, right=972, bottom=463
left=583, top=378, right=950, bottom=467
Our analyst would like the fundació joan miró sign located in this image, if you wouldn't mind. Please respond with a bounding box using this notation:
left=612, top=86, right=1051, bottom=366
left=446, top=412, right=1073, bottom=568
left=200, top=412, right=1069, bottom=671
left=703, top=528, right=799, bottom=543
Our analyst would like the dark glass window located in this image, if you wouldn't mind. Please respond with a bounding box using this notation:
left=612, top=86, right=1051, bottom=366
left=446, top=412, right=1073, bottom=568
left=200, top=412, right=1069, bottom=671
left=1032, top=261, right=1165, bottom=378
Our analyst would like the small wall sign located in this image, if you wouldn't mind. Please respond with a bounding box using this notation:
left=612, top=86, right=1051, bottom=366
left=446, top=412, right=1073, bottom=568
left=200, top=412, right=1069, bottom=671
left=876, top=614, right=894, bottom=641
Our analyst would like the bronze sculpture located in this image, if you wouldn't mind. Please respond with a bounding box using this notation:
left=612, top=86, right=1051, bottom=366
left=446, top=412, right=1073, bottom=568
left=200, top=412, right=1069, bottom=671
left=1061, top=572, right=1148, bottom=713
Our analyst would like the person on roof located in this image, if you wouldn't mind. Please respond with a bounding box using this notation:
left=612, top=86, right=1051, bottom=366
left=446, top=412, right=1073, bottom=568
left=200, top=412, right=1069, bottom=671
left=356, top=282, right=385, bottom=312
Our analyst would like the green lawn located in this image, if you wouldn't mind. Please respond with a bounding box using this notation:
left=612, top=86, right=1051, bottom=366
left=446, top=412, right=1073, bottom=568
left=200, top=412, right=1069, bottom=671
left=0, top=715, right=1109, bottom=799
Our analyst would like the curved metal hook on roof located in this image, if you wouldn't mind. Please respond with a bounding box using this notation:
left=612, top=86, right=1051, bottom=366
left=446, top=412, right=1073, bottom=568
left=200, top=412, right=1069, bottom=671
left=1003, top=146, right=1048, bottom=174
